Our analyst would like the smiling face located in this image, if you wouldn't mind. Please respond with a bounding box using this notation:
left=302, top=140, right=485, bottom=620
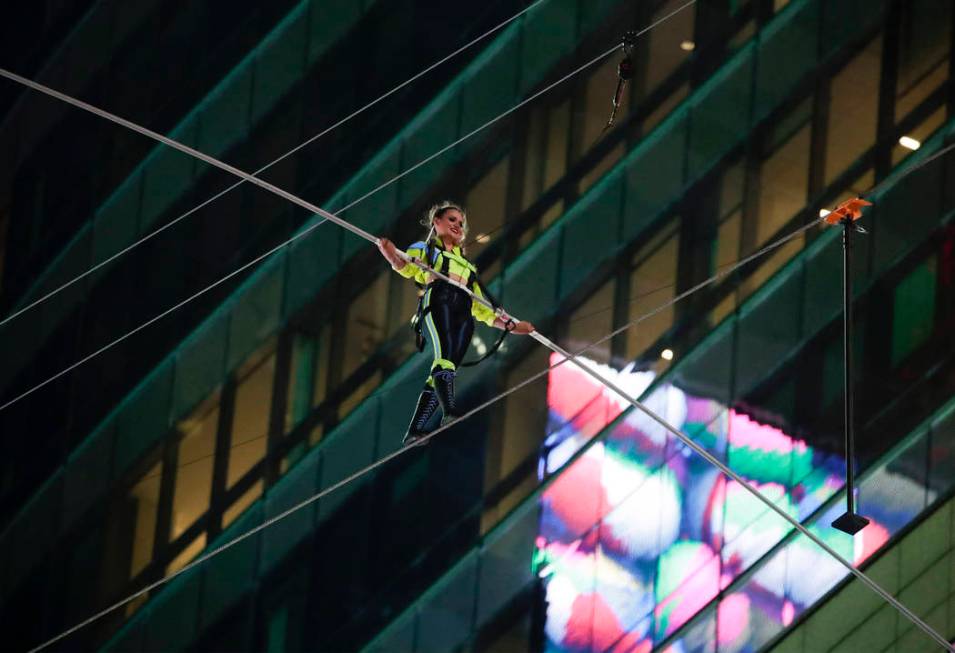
left=433, top=207, right=466, bottom=245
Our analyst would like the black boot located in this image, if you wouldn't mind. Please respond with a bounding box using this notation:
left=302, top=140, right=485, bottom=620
left=403, top=387, right=439, bottom=446
left=432, top=368, right=460, bottom=426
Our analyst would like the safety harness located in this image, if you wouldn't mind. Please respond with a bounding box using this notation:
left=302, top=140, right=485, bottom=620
left=411, top=238, right=513, bottom=367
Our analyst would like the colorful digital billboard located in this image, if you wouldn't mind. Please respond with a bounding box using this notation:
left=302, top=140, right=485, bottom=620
left=536, top=353, right=917, bottom=652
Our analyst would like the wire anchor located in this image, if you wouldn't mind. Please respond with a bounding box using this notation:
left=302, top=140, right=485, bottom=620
left=603, top=30, right=637, bottom=133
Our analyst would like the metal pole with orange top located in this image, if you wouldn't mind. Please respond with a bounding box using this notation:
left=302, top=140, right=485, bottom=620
left=826, top=197, right=873, bottom=535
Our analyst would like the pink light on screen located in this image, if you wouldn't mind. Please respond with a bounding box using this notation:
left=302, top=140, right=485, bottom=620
left=542, top=446, right=607, bottom=537
left=548, top=353, right=603, bottom=419
left=716, top=593, right=751, bottom=645
left=781, top=599, right=796, bottom=626
left=854, top=521, right=890, bottom=564
left=728, top=410, right=793, bottom=454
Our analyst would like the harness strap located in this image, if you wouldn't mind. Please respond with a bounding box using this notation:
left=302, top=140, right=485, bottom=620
left=410, top=243, right=510, bottom=366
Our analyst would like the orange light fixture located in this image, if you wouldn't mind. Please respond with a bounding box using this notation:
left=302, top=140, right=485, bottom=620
left=822, top=197, right=872, bottom=225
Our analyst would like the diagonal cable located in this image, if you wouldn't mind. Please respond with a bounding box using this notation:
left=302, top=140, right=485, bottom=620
left=0, top=0, right=698, bottom=412
left=0, top=0, right=546, bottom=328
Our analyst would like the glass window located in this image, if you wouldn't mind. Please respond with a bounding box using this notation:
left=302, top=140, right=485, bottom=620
left=128, top=461, right=162, bottom=578
left=286, top=333, right=318, bottom=434
left=626, top=230, right=680, bottom=361
left=388, top=276, right=420, bottom=344
left=715, top=210, right=743, bottom=270
left=342, top=271, right=389, bottom=379
left=892, top=106, right=946, bottom=167
left=711, top=210, right=743, bottom=324
left=223, top=479, right=264, bottom=528
left=644, top=0, right=695, bottom=93
left=520, top=100, right=570, bottom=241
left=465, top=155, right=510, bottom=261
left=825, top=36, right=882, bottom=185
left=482, top=347, right=550, bottom=532
left=543, top=100, right=571, bottom=191
left=740, top=237, right=803, bottom=302
left=756, top=122, right=810, bottom=246
left=643, top=83, right=689, bottom=135
left=713, top=161, right=746, bottom=273
left=896, top=0, right=951, bottom=120
left=310, top=325, right=332, bottom=445
left=579, top=57, right=628, bottom=153
left=521, top=105, right=548, bottom=211
left=283, top=324, right=333, bottom=472
left=166, top=533, right=207, bottom=574
left=171, top=394, right=219, bottom=540
left=339, top=370, right=383, bottom=418
left=285, top=325, right=330, bottom=416
left=579, top=143, right=624, bottom=194
left=565, top=278, right=616, bottom=364
left=892, top=256, right=937, bottom=366
left=229, top=347, right=275, bottom=489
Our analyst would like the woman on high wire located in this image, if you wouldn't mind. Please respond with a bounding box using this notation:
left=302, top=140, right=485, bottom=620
left=377, top=201, right=535, bottom=446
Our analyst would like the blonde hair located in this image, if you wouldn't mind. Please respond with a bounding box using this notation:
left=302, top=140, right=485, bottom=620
left=421, top=201, right=468, bottom=241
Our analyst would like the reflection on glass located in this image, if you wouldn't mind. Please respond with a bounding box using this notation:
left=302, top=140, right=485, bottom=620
left=128, top=461, right=162, bottom=578
left=172, top=395, right=218, bottom=540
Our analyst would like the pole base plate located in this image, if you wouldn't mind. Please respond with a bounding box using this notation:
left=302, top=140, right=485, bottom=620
left=832, top=511, right=870, bottom=535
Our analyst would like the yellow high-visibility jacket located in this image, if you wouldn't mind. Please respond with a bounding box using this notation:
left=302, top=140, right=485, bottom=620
left=396, top=239, right=497, bottom=327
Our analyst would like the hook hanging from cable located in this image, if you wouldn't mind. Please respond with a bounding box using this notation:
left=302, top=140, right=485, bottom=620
left=603, top=30, right=638, bottom=133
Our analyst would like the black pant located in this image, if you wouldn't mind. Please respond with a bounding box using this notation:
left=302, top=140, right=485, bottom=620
left=422, top=282, right=474, bottom=373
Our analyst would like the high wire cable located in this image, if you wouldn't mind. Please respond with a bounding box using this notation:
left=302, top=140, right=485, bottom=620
left=0, top=0, right=546, bottom=328
left=9, top=2, right=948, bottom=646
left=28, top=217, right=952, bottom=652
left=0, top=0, right=698, bottom=412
